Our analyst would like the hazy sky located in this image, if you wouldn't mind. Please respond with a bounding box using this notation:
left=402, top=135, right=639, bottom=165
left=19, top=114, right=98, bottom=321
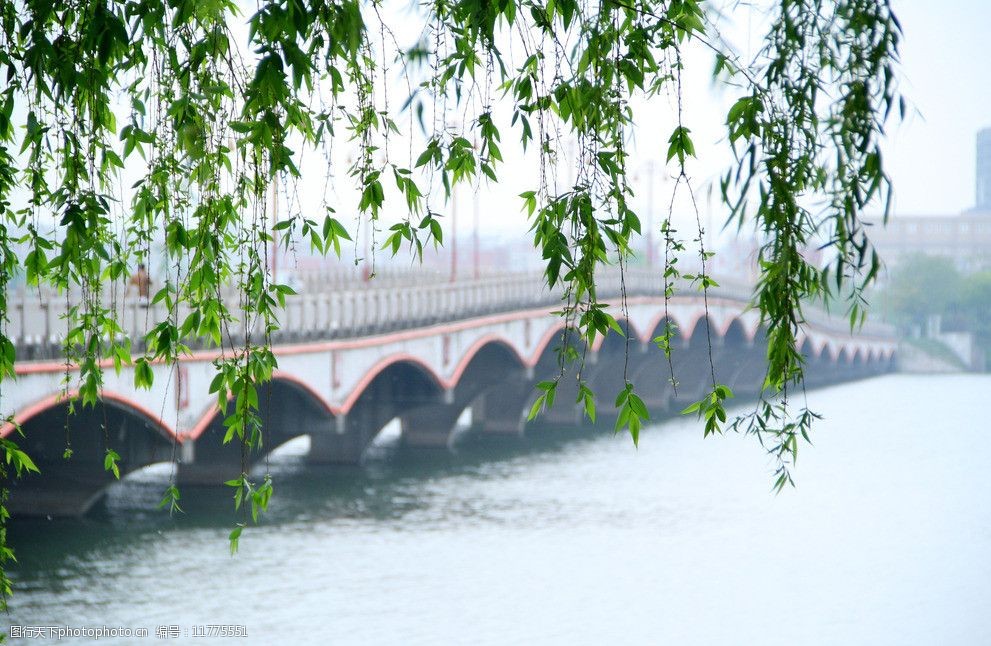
left=12, top=0, right=984, bottom=261
left=622, top=0, right=991, bottom=222
left=880, top=0, right=991, bottom=216
left=435, top=0, right=991, bottom=245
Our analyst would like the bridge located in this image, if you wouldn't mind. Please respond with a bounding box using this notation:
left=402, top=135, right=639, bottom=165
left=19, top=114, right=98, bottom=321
left=1, top=268, right=896, bottom=516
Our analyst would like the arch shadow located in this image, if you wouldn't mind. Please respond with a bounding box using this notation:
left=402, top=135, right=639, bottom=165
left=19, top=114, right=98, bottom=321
left=5, top=394, right=177, bottom=517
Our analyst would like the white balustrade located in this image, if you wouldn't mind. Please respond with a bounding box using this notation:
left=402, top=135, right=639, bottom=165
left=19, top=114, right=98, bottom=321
left=2, top=267, right=892, bottom=356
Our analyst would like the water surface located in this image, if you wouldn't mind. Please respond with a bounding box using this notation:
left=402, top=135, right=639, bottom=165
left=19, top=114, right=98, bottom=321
left=6, top=374, right=991, bottom=645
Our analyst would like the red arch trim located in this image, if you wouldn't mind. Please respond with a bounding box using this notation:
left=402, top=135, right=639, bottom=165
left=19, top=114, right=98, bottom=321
left=796, top=335, right=822, bottom=360
left=530, top=322, right=571, bottom=362
left=720, top=317, right=756, bottom=342
left=1, top=390, right=178, bottom=441
left=589, top=317, right=647, bottom=352
left=637, top=311, right=760, bottom=347
left=449, top=334, right=528, bottom=378
left=591, top=327, right=617, bottom=352
left=334, top=352, right=445, bottom=415
left=640, top=312, right=675, bottom=345
left=817, top=340, right=838, bottom=361
left=271, top=371, right=336, bottom=414
left=180, top=338, right=529, bottom=441
left=184, top=371, right=336, bottom=441
left=335, top=336, right=531, bottom=416
left=680, top=313, right=721, bottom=347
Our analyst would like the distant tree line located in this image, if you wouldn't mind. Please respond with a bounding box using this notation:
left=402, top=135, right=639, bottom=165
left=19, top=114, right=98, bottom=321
left=876, top=254, right=991, bottom=364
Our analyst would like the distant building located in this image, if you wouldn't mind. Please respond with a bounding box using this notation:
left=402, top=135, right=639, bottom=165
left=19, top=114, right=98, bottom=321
left=865, top=211, right=991, bottom=274
left=866, top=128, right=991, bottom=275
left=978, top=128, right=991, bottom=210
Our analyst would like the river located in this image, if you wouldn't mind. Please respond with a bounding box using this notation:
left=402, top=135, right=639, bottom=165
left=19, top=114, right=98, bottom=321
left=4, top=374, right=991, bottom=644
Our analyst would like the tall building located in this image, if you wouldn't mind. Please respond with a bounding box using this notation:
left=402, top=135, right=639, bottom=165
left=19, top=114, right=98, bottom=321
left=978, top=128, right=991, bottom=210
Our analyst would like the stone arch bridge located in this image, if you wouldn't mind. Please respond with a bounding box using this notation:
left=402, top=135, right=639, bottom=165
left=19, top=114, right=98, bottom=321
left=1, top=270, right=896, bottom=516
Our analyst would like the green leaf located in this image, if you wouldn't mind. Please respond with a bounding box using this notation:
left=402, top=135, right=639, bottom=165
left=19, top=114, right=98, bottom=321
left=158, top=484, right=183, bottom=515
left=666, top=126, right=696, bottom=164
left=134, top=358, right=154, bottom=390
left=104, top=449, right=121, bottom=479
left=229, top=525, right=244, bottom=555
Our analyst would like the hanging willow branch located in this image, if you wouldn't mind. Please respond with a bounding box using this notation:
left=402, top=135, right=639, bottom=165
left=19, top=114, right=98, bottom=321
left=0, top=0, right=901, bottom=608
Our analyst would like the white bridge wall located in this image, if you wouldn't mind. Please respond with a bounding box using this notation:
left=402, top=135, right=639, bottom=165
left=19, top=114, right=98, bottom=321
left=3, top=294, right=896, bottom=442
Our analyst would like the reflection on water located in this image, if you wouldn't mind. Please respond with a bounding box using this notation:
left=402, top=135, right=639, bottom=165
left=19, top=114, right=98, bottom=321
left=9, top=429, right=586, bottom=565
left=5, top=375, right=991, bottom=645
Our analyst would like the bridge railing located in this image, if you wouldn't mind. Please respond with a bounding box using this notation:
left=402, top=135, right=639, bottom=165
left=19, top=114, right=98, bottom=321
left=4, top=268, right=890, bottom=360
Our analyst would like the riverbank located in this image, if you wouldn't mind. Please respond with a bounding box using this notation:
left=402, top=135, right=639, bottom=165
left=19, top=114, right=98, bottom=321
left=897, top=338, right=967, bottom=372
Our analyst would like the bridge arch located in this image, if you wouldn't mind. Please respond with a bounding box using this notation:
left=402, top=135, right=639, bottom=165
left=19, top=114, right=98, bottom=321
left=590, top=317, right=637, bottom=354
left=625, top=315, right=681, bottom=414
left=722, top=318, right=752, bottom=347
left=797, top=336, right=820, bottom=362
left=179, top=375, right=338, bottom=484
left=581, top=318, right=640, bottom=426
left=339, top=353, right=446, bottom=415
left=642, top=314, right=679, bottom=347
left=819, top=340, right=840, bottom=362
left=401, top=339, right=532, bottom=449
left=3, top=390, right=176, bottom=442
left=450, top=335, right=528, bottom=383
left=305, top=356, right=451, bottom=464
left=530, top=323, right=587, bottom=372
left=684, top=314, right=721, bottom=349
left=520, top=324, right=591, bottom=429
left=185, top=371, right=335, bottom=442
left=4, top=391, right=179, bottom=516
left=531, top=320, right=591, bottom=367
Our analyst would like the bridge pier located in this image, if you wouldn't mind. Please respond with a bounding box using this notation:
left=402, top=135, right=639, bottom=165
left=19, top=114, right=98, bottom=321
left=400, top=403, right=464, bottom=450
left=666, top=344, right=720, bottom=409
left=177, top=437, right=265, bottom=486
left=626, top=355, right=675, bottom=417
left=527, top=372, right=585, bottom=430
left=400, top=365, right=538, bottom=450
left=308, top=414, right=369, bottom=464
left=472, top=380, right=532, bottom=436
left=7, top=466, right=118, bottom=517
left=721, top=343, right=768, bottom=400
left=177, top=461, right=245, bottom=486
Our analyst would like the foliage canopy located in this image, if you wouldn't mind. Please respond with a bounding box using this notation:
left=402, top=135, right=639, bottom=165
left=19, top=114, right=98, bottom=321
left=0, top=0, right=902, bottom=608
left=878, top=254, right=991, bottom=364
left=878, top=254, right=962, bottom=331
